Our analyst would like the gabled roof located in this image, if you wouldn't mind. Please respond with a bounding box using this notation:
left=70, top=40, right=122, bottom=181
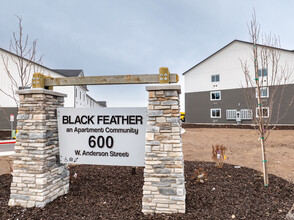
left=182, top=39, right=294, bottom=75
left=51, top=69, right=83, bottom=77
left=86, top=94, right=107, bottom=107
left=97, top=101, right=107, bottom=107
left=0, top=47, right=59, bottom=75
left=52, top=69, right=88, bottom=91
left=0, top=47, right=84, bottom=78
left=0, top=47, right=88, bottom=90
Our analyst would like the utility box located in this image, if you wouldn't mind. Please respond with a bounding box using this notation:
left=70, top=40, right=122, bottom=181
left=236, top=111, right=241, bottom=124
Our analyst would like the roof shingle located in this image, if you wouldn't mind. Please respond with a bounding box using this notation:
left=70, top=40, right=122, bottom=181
left=51, top=69, right=83, bottom=77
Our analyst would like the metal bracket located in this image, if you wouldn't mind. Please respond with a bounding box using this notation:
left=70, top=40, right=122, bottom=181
left=32, top=73, right=45, bottom=88
left=159, top=67, right=170, bottom=84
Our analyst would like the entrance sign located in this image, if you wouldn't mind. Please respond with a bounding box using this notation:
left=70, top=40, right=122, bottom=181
left=10, top=68, right=185, bottom=214
left=57, top=107, right=147, bottom=166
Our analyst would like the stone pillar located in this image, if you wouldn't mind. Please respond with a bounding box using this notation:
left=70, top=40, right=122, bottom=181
left=142, top=85, right=185, bottom=214
left=9, top=89, right=69, bottom=208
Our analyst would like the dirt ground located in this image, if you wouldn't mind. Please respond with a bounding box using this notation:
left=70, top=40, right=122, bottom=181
left=182, top=128, right=294, bottom=183
left=0, top=128, right=294, bottom=183
left=0, top=156, right=12, bottom=176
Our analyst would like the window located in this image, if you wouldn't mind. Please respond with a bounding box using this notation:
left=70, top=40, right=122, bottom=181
left=256, top=107, right=269, bottom=118
left=75, top=88, right=77, bottom=98
left=80, top=91, right=81, bottom=99
left=256, top=87, right=269, bottom=98
left=211, top=74, right=220, bottom=82
left=211, top=108, right=221, bottom=118
left=258, top=68, right=267, bottom=77
left=83, top=94, right=85, bottom=101
left=210, top=91, right=221, bottom=100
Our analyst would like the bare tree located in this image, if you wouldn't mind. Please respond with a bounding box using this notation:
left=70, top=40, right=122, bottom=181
left=241, top=11, right=294, bottom=186
left=0, top=16, right=43, bottom=124
left=0, top=16, right=43, bottom=106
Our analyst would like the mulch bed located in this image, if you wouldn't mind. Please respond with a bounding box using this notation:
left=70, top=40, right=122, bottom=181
left=0, top=161, right=293, bottom=219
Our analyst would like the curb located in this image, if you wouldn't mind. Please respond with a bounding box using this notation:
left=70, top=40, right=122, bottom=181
left=182, top=123, right=294, bottom=130
left=0, top=151, right=14, bottom=156
left=0, top=140, right=16, bottom=145
left=181, top=128, right=186, bottom=134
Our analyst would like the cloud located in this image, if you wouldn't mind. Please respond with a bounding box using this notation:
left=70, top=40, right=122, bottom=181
left=1, top=0, right=294, bottom=110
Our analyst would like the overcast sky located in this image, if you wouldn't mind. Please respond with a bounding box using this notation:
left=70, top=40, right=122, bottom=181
left=1, top=0, right=294, bottom=110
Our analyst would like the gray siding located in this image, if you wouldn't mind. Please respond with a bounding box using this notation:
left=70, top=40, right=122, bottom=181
left=270, top=85, right=294, bottom=124
left=185, top=85, right=294, bottom=124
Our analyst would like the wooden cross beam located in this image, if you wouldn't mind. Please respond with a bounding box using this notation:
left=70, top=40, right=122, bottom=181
left=32, top=67, right=179, bottom=89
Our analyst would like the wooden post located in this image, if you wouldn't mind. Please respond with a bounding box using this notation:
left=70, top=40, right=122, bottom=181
left=31, top=68, right=178, bottom=89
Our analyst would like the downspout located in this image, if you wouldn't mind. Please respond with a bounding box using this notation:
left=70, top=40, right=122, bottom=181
left=74, top=86, right=76, bottom=108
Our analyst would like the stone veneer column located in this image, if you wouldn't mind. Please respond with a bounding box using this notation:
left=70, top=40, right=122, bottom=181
left=9, top=89, right=69, bottom=208
left=142, top=85, right=185, bottom=214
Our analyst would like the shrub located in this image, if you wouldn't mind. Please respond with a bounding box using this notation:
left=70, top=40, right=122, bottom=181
left=212, top=144, right=227, bottom=168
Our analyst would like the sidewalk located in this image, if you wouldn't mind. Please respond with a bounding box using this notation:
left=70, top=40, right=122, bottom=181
left=0, top=140, right=15, bottom=156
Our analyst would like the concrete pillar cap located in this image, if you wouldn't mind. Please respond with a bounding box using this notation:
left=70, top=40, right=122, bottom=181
left=146, top=85, right=181, bottom=94
left=16, top=88, right=67, bottom=97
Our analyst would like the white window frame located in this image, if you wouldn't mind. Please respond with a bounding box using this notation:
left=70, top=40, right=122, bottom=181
left=256, top=87, right=269, bottom=98
left=211, top=108, right=221, bottom=118
left=258, top=68, right=267, bottom=77
left=210, top=91, right=221, bottom=101
left=211, top=74, right=220, bottom=82
left=256, top=107, right=269, bottom=118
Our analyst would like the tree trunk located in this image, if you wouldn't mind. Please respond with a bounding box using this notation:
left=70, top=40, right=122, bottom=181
left=260, top=138, right=269, bottom=186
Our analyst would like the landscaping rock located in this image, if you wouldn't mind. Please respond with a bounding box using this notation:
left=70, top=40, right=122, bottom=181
left=286, top=204, right=294, bottom=220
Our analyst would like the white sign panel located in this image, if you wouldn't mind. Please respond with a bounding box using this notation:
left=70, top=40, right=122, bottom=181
left=57, top=107, right=147, bottom=167
left=10, top=114, right=14, bottom=122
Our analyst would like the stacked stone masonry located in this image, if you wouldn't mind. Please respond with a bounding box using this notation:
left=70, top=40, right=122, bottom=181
left=142, top=85, right=185, bottom=214
left=9, top=89, right=69, bottom=208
